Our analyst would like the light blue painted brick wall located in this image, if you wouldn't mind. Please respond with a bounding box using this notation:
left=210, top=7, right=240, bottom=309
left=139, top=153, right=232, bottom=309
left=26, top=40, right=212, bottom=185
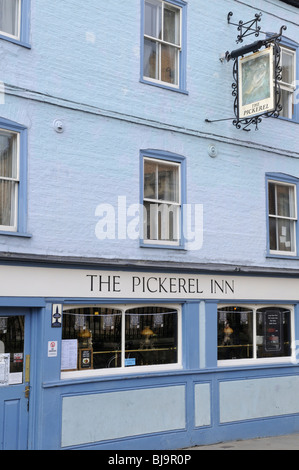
left=0, top=0, right=298, bottom=269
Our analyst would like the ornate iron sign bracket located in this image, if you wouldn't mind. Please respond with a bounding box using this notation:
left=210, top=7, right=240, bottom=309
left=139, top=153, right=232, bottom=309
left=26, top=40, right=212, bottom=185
left=227, top=11, right=262, bottom=44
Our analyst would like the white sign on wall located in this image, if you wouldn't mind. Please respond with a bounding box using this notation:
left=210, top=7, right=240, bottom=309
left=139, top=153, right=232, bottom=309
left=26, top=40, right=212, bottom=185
left=0, top=265, right=299, bottom=301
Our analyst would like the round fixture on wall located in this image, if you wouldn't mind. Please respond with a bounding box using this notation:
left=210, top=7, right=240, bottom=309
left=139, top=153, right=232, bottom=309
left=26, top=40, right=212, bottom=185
left=208, top=144, right=217, bottom=158
left=53, top=119, right=64, bottom=133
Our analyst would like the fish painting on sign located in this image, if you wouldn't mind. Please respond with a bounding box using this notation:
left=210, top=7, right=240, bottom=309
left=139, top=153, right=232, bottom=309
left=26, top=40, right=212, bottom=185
left=242, top=54, right=270, bottom=105
left=239, top=46, right=275, bottom=119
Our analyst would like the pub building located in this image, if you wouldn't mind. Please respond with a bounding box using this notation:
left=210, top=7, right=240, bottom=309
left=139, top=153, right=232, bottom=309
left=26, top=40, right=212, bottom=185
left=1, top=257, right=299, bottom=450
left=0, top=0, right=299, bottom=451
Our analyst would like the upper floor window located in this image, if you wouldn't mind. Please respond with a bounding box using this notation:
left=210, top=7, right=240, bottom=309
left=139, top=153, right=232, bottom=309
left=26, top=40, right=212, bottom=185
left=141, top=0, right=187, bottom=92
left=273, top=38, right=299, bottom=122
left=266, top=173, right=298, bottom=257
left=0, top=129, right=19, bottom=231
left=140, top=150, right=186, bottom=248
left=279, top=45, right=297, bottom=119
left=0, top=0, right=20, bottom=39
left=0, top=119, right=28, bottom=235
left=0, top=0, right=30, bottom=47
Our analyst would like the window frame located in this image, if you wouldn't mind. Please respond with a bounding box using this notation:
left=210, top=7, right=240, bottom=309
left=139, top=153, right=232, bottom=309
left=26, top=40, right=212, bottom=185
left=140, top=149, right=186, bottom=249
left=266, top=173, right=299, bottom=258
left=60, top=303, right=182, bottom=380
left=217, top=303, right=295, bottom=367
left=140, top=0, right=187, bottom=93
left=0, top=0, right=31, bottom=48
left=0, top=118, right=29, bottom=237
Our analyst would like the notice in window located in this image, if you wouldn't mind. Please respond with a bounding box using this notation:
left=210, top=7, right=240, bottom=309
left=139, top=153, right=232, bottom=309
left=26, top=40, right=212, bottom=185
left=61, top=339, right=78, bottom=370
left=264, top=311, right=282, bottom=352
left=0, top=354, right=10, bottom=386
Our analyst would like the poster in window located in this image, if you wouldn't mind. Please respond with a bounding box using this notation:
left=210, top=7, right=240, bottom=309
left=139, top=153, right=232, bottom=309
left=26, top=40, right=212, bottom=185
left=264, top=310, right=282, bottom=352
left=79, top=348, right=93, bottom=370
left=239, top=46, right=275, bottom=119
left=0, top=354, right=10, bottom=386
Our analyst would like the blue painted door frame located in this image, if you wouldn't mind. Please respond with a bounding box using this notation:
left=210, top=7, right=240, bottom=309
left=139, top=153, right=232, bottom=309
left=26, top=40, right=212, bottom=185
left=0, top=308, right=31, bottom=450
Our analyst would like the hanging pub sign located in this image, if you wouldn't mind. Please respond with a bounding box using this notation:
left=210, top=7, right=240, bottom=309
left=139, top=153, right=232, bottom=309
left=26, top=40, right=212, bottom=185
left=205, top=13, right=287, bottom=131
left=238, top=46, right=275, bottom=119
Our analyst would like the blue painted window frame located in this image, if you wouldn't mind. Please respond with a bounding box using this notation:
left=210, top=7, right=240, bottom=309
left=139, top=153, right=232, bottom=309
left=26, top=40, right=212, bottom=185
left=0, top=117, right=30, bottom=237
left=140, top=149, right=186, bottom=249
left=140, top=0, right=188, bottom=94
left=278, top=36, right=299, bottom=123
left=266, top=172, right=299, bottom=259
left=0, top=0, right=31, bottom=48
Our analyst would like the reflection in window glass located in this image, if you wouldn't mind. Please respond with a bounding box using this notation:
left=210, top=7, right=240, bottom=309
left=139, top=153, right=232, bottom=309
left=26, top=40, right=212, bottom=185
left=62, top=306, right=178, bottom=372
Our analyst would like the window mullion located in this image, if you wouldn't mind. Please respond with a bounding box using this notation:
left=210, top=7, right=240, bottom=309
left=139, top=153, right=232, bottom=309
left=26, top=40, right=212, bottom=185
left=158, top=43, right=162, bottom=81
left=253, top=309, right=257, bottom=359
left=161, top=2, right=164, bottom=42
left=121, top=309, right=126, bottom=368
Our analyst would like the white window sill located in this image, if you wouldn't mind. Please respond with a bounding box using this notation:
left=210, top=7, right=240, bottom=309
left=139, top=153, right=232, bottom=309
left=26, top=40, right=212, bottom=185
left=61, top=363, right=182, bottom=381
left=218, top=357, right=295, bottom=368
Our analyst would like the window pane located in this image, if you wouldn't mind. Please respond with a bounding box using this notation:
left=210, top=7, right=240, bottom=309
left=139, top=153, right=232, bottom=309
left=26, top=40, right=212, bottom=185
left=143, top=201, right=180, bottom=242
left=161, top=44, right=178, bottom=85
left=256, top=308, right=291, bottom=358
left=62, top=307, right=122, bottom=370
left=276, top=184, right=295, bottom=217
left=144, top=0, right=162, bottom=39
left=143, top=201, right=158, bottom=240
left=159, top=203, right=180, bottom=241
left=268, top=182, right=276, bottom=215
left=125, top=307, right=177, bottom=367
left=158, top=162, right=179, bottom=202
left=218, top=307, right=253, bottom=360
left=163, top=5, right=180, bottom=45
left=269, top=216, right=278, bottom=251
left=277, top=218, right=295, bottom=252
left=269, top=217, right=295, bottom=252
left=0, top=180, right=16, bottom=227
left=144, top=38, right=159, bottom=80
left=0, top=131, right=18, bottom=179
left=0, top=316, right=24, bottom=384
left=281, top=49, right=295, bottom=85
left=280, top=89, right=294, bottom=119
left=269, top=182, right=296, bottom=218
left=0, top=0, right=19, bottom=37
left=144, top=160, right=157, bottom=199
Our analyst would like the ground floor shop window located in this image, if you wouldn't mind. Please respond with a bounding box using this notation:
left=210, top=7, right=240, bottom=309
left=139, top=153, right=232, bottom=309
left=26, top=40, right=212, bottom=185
left=61, top=305, right=180, bottom=376
left=218, top=305, right=293, bottom=363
